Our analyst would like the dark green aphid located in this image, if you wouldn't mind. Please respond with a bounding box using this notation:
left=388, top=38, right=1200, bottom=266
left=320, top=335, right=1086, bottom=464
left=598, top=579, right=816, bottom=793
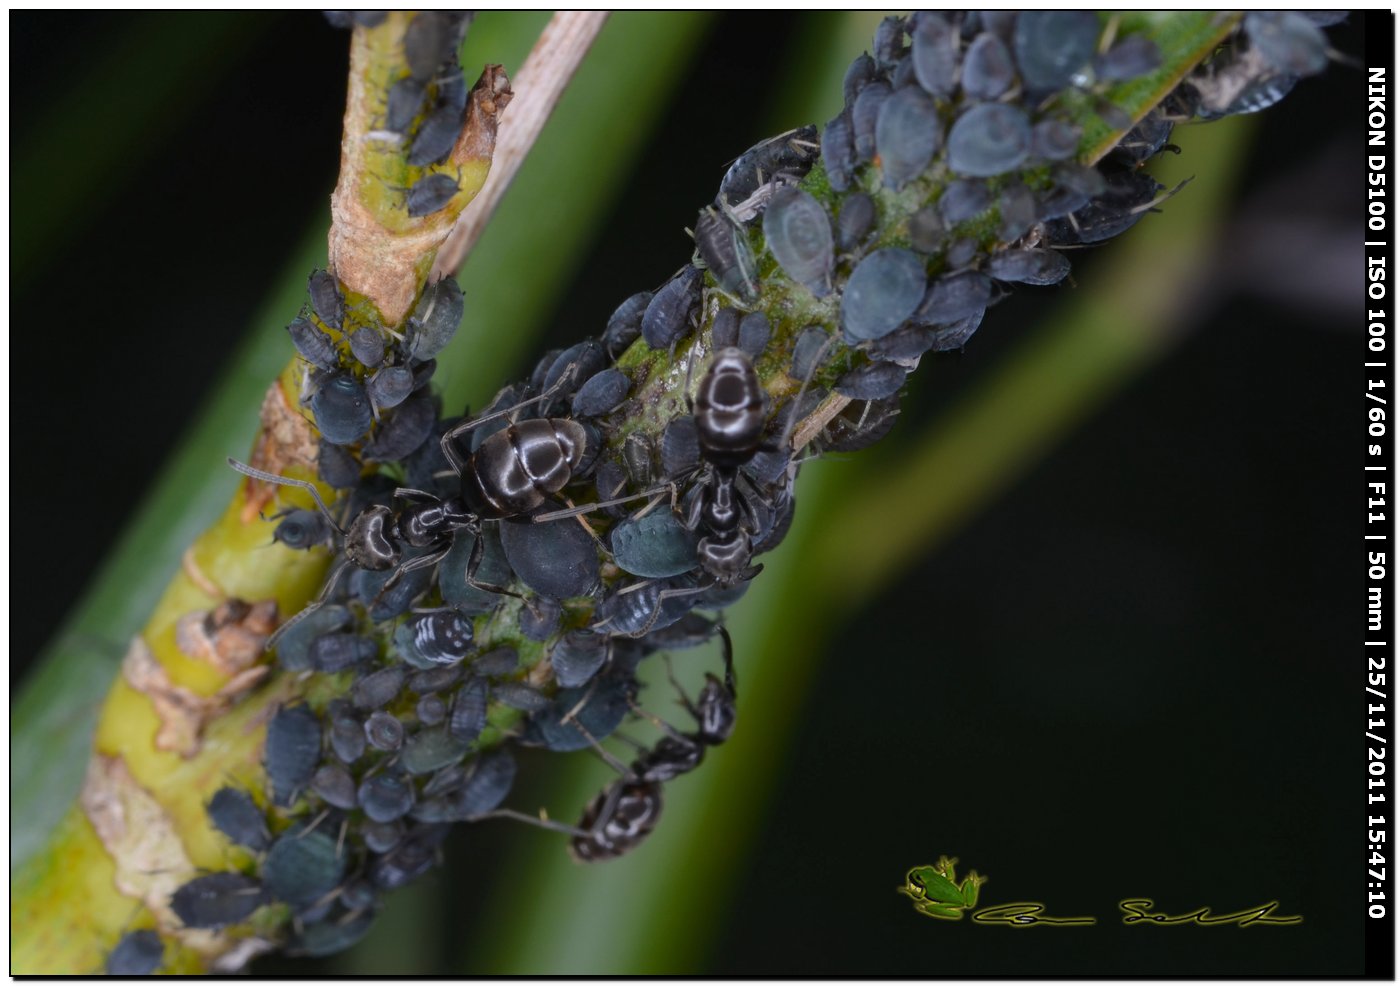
left=312, top=374, right=373, bottom=445
left=641, top=266, right=703, bottom=350
left=287, top=315, right=337, bottom=372
left=947, top=102, right=1032, bottom=177
left=611, top=509, right=699, bottom=579
left=1030, top=118, right=1081, bottom=161
left=386, top=77, right=426, bottom=135
left=207, top=787, right=270, bottom=852
left=962, top=32, right=1015, bottom=99
left=695, top=207, right=758, bottom=303
left=265, top=704, right=322, bottom=807
left=985, top=248, right=1071, bottom=285
left=551, top=631, right=609, bottom=689
left=310, top=764, right=358, bottom=810
left=841, top=249, right=927, bottom=342
left=837, top=192, right=876, bottom=252
left=448, top=677, right=488, bottom=743
left=308, top=270, right=345, bottom=331
left=408, top=103, right=460, bottom=166
left=876, top=86, right=943, bottom=189
left=519, top=596, right=563, bottom=641
left=572, top=368, right=629, bottom=418
left=310, top=632, right=378, bottom=673
left=348, top=327, right=384, bottom=368
left=364, top=394, right=435, bottom=462
left=603, top=291, right=651, bottom=357
left=359, top=772, right=416, bottom=823
left=364, top=710, right=405, bottom=752
left=1245, top=11, right=1328, bottom=77
left=406, top=275, right=464, bottom=360
left=915, top=270, right=993, bottom=325
left=405, top=172, right=459, bottom=217
left=106, top=930, right=164, bottom=976
left=738, top=311, right=771, bottom=358
left=500, top=512, right=600, bottom=598
left=264, top=828, right=345, bottom=909
left=1095, top=35, right=1161, bottom=81
left=1013, top=11, right=1100, bottom=91
left=171, top=873, right=265, bottom=929
left=907, top=204, right=944, bottom=254
left=763, top=187, right=834, bottom=297
left=397, top=611, right=474, bottom=669
left=911, top=12, right=959, bottom=96
left=352, top=665, right=406, bottom=711
left=939, top=179, right=990, bottom=225
left=836, top=361, right=908, bottom=400
left=850, top=81, right=891, bottom=163
left=821, top=110, right=856, bottom=193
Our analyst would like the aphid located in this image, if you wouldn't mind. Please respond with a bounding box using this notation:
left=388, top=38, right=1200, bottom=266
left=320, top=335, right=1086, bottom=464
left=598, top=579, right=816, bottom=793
left=939, top=179, right=990, bottom=225
left=499, top=512, right=600, bottom=599
left=641, top=266, right=703, bottom=350
left=572, top=368, right=630, bottom=418
left=171, top=873, right=266, bottom=929
left=842, top=52, right=878, bottom=106
left=694, top=207, right=758, bottom=303
left=911, top=12, right=959, bottom=96
left=716, top=125, right=821, bottom=211
left=263, top=828, right=346, bottom=909
left=312, top=373, right=374, bottom=445
left=518, top=596, right=563, bottom=642
left=386, top=77, right=426, bottom=135
left=543, top=340, right=607, bottom=401
left=273, top=509, right=333, bottom=551
left=594, top=574, right=706, bottom=638
left=364, top=394, right=436, bottom=462
left=308, top=270, right=345, bottom=331
left=370, top=826, right=446, bottom=889
left=997, top=182, right=1038, bottom=241
left=661, top=416, right=701, bottom=478
left=447, top=677, right=489, bottom=743
left=1245, top=11, right=1328, bottom=77
left=550, top=631, right=609, bottom=689
left=1095, top=35, right=1162, bottom=81
left=207, top=787, right=270, bottom=853
left=818, top=396, right=902, bottom=453
left=622, top=432, right=656, bottom=487
left=402, top=725, right=470, bottom=775
left=310, top=632, right=378, bottom=673
left=1030, top=118, right=1082, bottom=162
left=790, top=326, right=831, bottom=383
left=738, top=311, right=771, bottom=358
left=287, top=910, right=377, bottom=959
left=364, top=710, right=405, bottom=752
left=329, top=711, right=367, bottom=763
left=889, top=55, right=917, bottom=90
left=265, top=704, right=322, bottom=807
left=494, top=681, right=551, bottom=712
left=1108, top=111, right=1175, bottom=167
left=456, top=748, right=518, bottom=817
left=474, top=646, right=520, bottom=677
left=876, top=86, right=943, bottom=189
left=710, top=307, right=740, bottom=349
left=353, top=11, right=388, bottom=28
left=354, top=561, right=434, bottom=623
left=867, top=325, right=937, bottom=364
left=310, top=764, right=358, bottom=810
left=403, top=11, right=454, bottom=82
left=353, top=665, right=406, bottom=710
left=944, top=237, right=980, bottom=269
left=348, top=327, right=384, bottom=368
left=821, top=110, right=856, bottom=193
left=946, top=102, right=1032, bottom=177
left=406, top=275, right=464, bottom=361
left=1037, top=161, right=1108, bottom=219
left=837, top=193, right=876, bottom=252
left=362, top=820, right=405, bottom=854
left=601, top=292, right=650, bottom=358
left=836, top=361, right=908, bottom=400
left=872, top=15, right=907, bottom=68
left=985, top=248, right=1071, bottom=285
left=763, top=187, right=834, bottom=297
left=914, top=270, right=992, bottom=326
left=962, top=32, right=1015, bottom=99
left=524, top=672, right=635, bottom=752
left=438, top=527, right=513, bottom=615
left=407, top=664, right=463, bottom=695
left=928, top=310, right=985, bottom=352
left=367, top=365, right=415, bottom=412
left=359, top=772, right=415, bottom=823
left=395, top=611, right=474, bottom=669
left=287, top=315, right=338, bottom=372
left=106, top=930, right=164, bottom=976
left=416, top=694, right=446, bottom=726
left=405, top=172, right=459, bottom=218
left=318, top=440, right=361, bottom=490
left=850, top=81, right=891, bottom=163
left=841, top=248, right=927, bottom=342
left=408, top=103, right=461, bottom=166
left=611, top=509, right=699, bottom=579
left=1044, top=166, right=1163, bottom=244
left=1013, top=11, right=1100, bottom=91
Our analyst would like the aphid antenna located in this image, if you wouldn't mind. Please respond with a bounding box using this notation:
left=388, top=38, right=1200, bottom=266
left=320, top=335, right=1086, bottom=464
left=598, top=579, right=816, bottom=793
left=778, top=331, right=839, bottom=451
left=226, top=458, right=347, bottom=536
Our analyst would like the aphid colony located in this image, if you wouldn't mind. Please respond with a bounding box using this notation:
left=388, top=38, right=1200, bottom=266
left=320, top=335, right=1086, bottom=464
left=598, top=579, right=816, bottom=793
left=123, top=10, right=1342, bottom=972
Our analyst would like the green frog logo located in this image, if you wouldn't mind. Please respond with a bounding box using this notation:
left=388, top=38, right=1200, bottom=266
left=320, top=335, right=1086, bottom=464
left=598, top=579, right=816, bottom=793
left=898, top=856, right=986, bottom=920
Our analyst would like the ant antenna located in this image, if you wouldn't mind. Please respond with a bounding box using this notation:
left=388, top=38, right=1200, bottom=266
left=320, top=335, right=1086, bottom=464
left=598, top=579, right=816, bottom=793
left=227, top=458, right=346, bottom=535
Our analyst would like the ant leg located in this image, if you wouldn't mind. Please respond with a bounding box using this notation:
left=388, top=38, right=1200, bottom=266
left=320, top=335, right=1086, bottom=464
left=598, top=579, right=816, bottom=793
left=393, top=487, right=440, bottom=503
left=263, top=558, right=352, bottom=652
left=372, top=545, right=450, bottom=599
left=458, top=528, right=525, bottom=600
left=227, top=458, right=345, bottom=535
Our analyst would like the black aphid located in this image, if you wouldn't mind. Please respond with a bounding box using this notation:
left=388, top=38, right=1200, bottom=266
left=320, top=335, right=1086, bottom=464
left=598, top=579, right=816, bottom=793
left=944, top=237, right=980, bottom=268
left=207, top=787, right=270, bottom=853
left=472, top=646, right=518, bottom=677
left=866, top=325, right=938, bottom=364
left=448, top=677, right=489, bottom=743
left=843, top=52, right=878, bottom=106
left=348, top=327, right=384, bottom=368
left=837, top=193, right=876, bottom=252
left=821, top=110, right=856, bottom=193
left=790, top=326, right=830, bottom=382
left=763, top=187, right=834, bottom=297
left=519, top=597, right=563, bottom=642
left=370, top=828, right=445, bottom=889
left=364, top=394, right=435, bottom=462
left=310, top=764, right=358, bottom=810
left=695, top=207, right=758, bottom=303
left=906, top=205, right=944, bottom=254
left=962, top=32, right=1016, bottom=99
left=171, top=873, right=266, bottom=929
left=911, top=12, right=959, bottom=96
left=407, top=664, right=463, bottom=695
left=287, top=910, right=377, bottom=959
left=352, top=665, right=406, bottom=711
left=985, top=248, right=1071, bottom=285
left=1013, top=11, right=1100, bottom=91
left=939, top=179, right=991, bottom=225
left=329, top=711, right=367, bottom=764
left=359, top=772, right=416, bottom=823
left=386, top=77, right=427, bottom=134
left=417, top=694, right=446, bottom=726
left=641, top=266, right=703, bottom=350
left=873, top=15, right=907, bottom=67
left=273, top=509, right=333, bottom=551
left=819, top=396, right=902, bottom=453
left=710, top=307, right=740, bottom=349
left=408, top=104, right=461, bottom=166
left=551, top=631, right=609, bottom=688
left=836, top=361, right=908, bottom=400
left=850, top=81, right=892, bottom=163
left=997, top=182, right=1038, bottom=241
left=929, top=310, right=985, bottom=352
left=263, top=828, right=346, bottom=909
left=603, top=291, right=651, bottom=357
left=402, top=724, right=470, bottom=774
left=500, top=513, right=600, bottom=599
left=662, top=416, right=702, bottom=478
left=738, top=311, right=771, bottom=358
left=403, top=11, right=454, bottom=82
left=716, top=125, right=820, bottom=211
left=310, top=632, right=378, bottom=673
left=312, top=374, right=374, bottom=445
left=841, top=249, right=927, bottom=342
left=308, top=270, right=345, bottom=331
left=1030, top=118, right=1082, bottom=161
left=543, top=340, right=607, bottom=404
left=405, top=172, right=459, bottom=217
left=1096, top=35, right=1162, bottom=81
left=946, top=102, right=1032, bottom=177
left=525, top=673, right=635, bottom=752
left=457, top=748, right=518, bottom=817
left=493, top=681, right=550, bottom=712
left=265, top=704, right=322, bottom=807
left=611, top=509, right=700, bottom=579
left=364, top=711, right=405, bottom=752
left=287, top=315, right=338, bottom=372
left=367, top=365, right=415, bottom=412
left=1245, top=11, right=1328, bottom=77
left=318, top=440, right=361, bottom=490
left=362, top=820, right=405, bottom=854
left=106, top=930, right=164, bottom=976
left=914, top=270, right=992, bottom=325
left=876, top=86, right=943, bottom=189
left=572, top=368, right=630, bottom=418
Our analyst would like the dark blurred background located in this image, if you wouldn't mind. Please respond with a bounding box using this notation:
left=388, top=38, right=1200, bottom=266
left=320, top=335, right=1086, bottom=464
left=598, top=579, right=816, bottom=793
left=11, top=11, right=1373, bottom=976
